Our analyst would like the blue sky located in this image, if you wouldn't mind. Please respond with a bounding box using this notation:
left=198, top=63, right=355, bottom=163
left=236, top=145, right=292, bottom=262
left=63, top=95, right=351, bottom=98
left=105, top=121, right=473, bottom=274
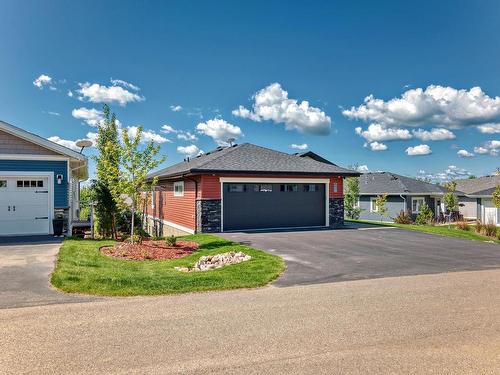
left=1, top=0, right=499, bottom=181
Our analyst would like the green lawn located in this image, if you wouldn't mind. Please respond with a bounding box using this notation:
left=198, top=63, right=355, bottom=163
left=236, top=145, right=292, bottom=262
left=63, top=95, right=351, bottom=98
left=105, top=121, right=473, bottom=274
left=348, top=219, right=500, bottom=244
left=51, top=234, right=285, bottom=296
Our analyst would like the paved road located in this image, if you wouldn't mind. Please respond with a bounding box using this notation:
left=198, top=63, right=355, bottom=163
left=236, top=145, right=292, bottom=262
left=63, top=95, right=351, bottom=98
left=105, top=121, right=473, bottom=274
left=0, top=237, right=96, bottom=309
left=220, top=223, right=500, bottom=286
left=1, top=269, right=499, bottom=374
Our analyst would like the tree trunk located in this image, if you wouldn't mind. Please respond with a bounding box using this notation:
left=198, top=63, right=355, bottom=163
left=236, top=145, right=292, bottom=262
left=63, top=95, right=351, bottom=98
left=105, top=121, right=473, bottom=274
left=131, top=201, right=135, bottom=244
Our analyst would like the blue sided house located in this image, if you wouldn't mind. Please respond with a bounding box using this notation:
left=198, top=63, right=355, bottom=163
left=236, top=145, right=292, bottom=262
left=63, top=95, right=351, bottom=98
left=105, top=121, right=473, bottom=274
left=0, top=120, right=88, bottom=236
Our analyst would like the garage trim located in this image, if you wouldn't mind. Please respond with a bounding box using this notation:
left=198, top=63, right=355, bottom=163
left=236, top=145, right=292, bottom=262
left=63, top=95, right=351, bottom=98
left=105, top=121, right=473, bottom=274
left=219, top=177, right=330, bottom=232
left=0, top=171, right=54, bottom=235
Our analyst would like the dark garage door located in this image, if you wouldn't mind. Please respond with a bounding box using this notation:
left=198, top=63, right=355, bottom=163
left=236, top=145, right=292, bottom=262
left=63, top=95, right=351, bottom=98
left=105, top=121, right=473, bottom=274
left=223, top=182, right=326, bottom=231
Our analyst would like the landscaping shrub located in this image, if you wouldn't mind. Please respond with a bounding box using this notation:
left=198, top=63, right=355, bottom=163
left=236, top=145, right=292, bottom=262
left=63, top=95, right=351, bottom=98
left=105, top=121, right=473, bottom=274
left=456, top=221, right=470, bottom=231
left=475, top=221, right=484, bottom=234
left=415, top=203, right=434, bottom=225
left=483, top=223, right=497, bottom=237
left=394, top=210, right=413, bottom=224
left=165, top=235, right=177, bottom=247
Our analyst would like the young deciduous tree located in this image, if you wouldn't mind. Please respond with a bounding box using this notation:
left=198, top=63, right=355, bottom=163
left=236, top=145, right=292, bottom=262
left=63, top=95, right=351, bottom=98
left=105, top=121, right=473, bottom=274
left=344, top=176, right=361, bottom=220
left=115, top=126, right=165, bottom=243
left=93, top=104, right=121, bottom=238
left=492, top=184, right=500, bottom=209
left=375, top=193, right=388, bottom=221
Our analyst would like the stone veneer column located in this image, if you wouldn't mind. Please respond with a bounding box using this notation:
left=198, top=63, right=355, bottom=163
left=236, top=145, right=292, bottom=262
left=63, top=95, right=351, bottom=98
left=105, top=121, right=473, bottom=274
left=329, top=197, right=344, bottom=228
left=196, top=199, right=222, bottom=233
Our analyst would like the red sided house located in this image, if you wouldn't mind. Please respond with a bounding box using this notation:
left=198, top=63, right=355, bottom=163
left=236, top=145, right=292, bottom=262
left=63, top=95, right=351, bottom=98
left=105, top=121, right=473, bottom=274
left=144, top=143, right=359, bottom=236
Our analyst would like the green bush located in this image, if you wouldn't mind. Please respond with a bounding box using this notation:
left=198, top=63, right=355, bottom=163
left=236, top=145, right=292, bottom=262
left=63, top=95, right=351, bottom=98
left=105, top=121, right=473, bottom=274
left=415, top=203, right=434, bottom=225
left=394, top=210, right=413, bottom=224
left=165, top=235, right=177, bottom=247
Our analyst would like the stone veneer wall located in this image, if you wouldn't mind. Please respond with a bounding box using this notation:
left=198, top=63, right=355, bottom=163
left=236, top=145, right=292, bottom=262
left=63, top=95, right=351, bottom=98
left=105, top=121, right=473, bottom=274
left=196, top=199, right=221, bottom=233
left=329, top=198, right=344, bottom=228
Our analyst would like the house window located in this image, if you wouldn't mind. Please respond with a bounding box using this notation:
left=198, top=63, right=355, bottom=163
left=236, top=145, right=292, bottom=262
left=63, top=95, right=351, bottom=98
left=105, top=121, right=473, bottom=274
left=16, top=180, right=44, bottom=188
left=0, top=180, right=6, bottom=188
left=174, top=181, right=184, bottom=197
left=412, top=197, right=425, bottom=213
left=253, top=184, right=273, bottom=192
left=304, top=184, right=318, bottom=192
left=333, top=182, right=338, bottom=193
left=370, top=197, right=378, bottom=212
left=228, top=184, right=245, bottom=193
left=280, top=184, right=298, bottom=192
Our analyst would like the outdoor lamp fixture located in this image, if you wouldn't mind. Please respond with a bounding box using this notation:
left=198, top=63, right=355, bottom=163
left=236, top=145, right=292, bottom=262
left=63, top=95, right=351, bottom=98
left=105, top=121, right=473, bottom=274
left=56, top=174, right=63, bottom=185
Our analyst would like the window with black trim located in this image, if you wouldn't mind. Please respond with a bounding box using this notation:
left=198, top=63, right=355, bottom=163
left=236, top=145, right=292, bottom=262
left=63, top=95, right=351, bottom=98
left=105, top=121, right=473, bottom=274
left=228, top=184, right=245, bottom=193
left=174, top=181, right=184, bottom=196
left=253, top=184, right=273, bottom=192
left=0, top=180, right=6, bottom=188
left=280, top=184, right=298, bottom=192
left=16, top=180, right=44, bottom=188
left=304, top=184, right=318, bottom=192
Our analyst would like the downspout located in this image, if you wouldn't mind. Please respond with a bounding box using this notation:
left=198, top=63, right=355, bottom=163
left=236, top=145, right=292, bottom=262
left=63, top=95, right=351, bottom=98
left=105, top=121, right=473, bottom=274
left=399, top=194, right=407, bottom=213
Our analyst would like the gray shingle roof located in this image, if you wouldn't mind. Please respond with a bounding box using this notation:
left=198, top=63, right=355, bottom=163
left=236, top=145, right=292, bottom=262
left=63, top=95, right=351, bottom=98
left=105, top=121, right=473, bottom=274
left=149, top=143, right=360, bottom=179
left=358, top=172, right=450, bottom=195
left=454, top=175, right=500, bottom=195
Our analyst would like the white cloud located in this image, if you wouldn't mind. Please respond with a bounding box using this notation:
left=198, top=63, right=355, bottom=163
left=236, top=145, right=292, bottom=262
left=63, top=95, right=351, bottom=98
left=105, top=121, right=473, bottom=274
left=72, top=107, right=104, bottom=127
left=86, top=132, right=98, bottom=145
left=110, top=79, right=140, bottom=91
left=477, top=123, right=500, bottom=134
left=418, top=165, right=472, bottom=182
left=290, top=143, right=308, bottom=150
left=177, top=144, right=203, bottom=157
left=413, top=128, right=456, bottom=141
left=474, top=140, right=500, bottom=156
left=44, top=111, right=60, bottom=116
left=355, top=123, right=412, bottom=142
left=196, top=118, right=243, bottom=146
left=170, top=105, right=183, bottom=112
left=368, top=141, right=388, bottom=151
left=161, top=124, right=198, bottom=141
left=233, top=83, right=331, bottom=135
left=406, top=144, right=432, bottom=156
left=124, top=126, right=170, bottom=144
left=67, top=90, right=74, bottom=97
left=343, top=85, right=500, bottom=129
left=77, top=82, right=144, bottom=106
left=33, top=74, right=52, bottom=89
left=161, top=124, right=176, bottom=134
left=457, top=149, right=474, bottom=158
left=356, top=165, right=370, bottom=173
left=177, top=131, right=198, bottom=141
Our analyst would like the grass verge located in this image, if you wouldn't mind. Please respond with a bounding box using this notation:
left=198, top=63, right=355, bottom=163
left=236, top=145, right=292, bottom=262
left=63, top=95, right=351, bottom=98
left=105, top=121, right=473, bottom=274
left=348, top=219, right=500, bottom=244
left=51, top=234, right=285, bottom=296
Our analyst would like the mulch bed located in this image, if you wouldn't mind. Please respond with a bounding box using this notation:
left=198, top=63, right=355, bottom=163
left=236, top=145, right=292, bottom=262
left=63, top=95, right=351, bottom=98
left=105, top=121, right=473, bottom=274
left=101, top=240, right=199, bottom=261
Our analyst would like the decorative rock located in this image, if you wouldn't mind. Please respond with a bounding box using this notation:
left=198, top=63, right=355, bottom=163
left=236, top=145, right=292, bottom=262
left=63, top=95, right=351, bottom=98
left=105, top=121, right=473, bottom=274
left=175, top=251, right=251, bottom=272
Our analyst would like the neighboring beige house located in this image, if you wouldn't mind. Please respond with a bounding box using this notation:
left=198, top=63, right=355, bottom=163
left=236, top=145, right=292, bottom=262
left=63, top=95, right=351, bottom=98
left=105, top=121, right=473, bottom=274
left=455, top=176, right=500, bottom=225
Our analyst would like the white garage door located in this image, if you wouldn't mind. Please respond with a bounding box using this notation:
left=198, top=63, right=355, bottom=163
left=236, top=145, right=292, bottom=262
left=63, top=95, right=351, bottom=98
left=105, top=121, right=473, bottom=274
left=0, top=177, right=50, bottom=236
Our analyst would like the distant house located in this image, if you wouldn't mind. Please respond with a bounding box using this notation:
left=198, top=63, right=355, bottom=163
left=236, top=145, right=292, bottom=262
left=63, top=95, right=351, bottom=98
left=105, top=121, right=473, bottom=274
left=0, top=120, right=88, bottom=236
left=144, top=143, right=359, bottom=235
left=357, top=172, right=451, bottom=222
left=455, top=176, right=500, bottom=225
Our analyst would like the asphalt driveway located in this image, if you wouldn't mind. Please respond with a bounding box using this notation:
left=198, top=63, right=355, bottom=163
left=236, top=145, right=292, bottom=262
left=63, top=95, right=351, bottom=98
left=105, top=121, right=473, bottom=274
left=220, top=222, right=500, bottom=286
left=0, top=236, right=95, bottom=309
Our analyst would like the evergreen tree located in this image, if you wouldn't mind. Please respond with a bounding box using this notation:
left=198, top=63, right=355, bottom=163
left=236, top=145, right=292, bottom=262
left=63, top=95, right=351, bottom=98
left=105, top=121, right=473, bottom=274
left=344, top=176, right=361, bottom=220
